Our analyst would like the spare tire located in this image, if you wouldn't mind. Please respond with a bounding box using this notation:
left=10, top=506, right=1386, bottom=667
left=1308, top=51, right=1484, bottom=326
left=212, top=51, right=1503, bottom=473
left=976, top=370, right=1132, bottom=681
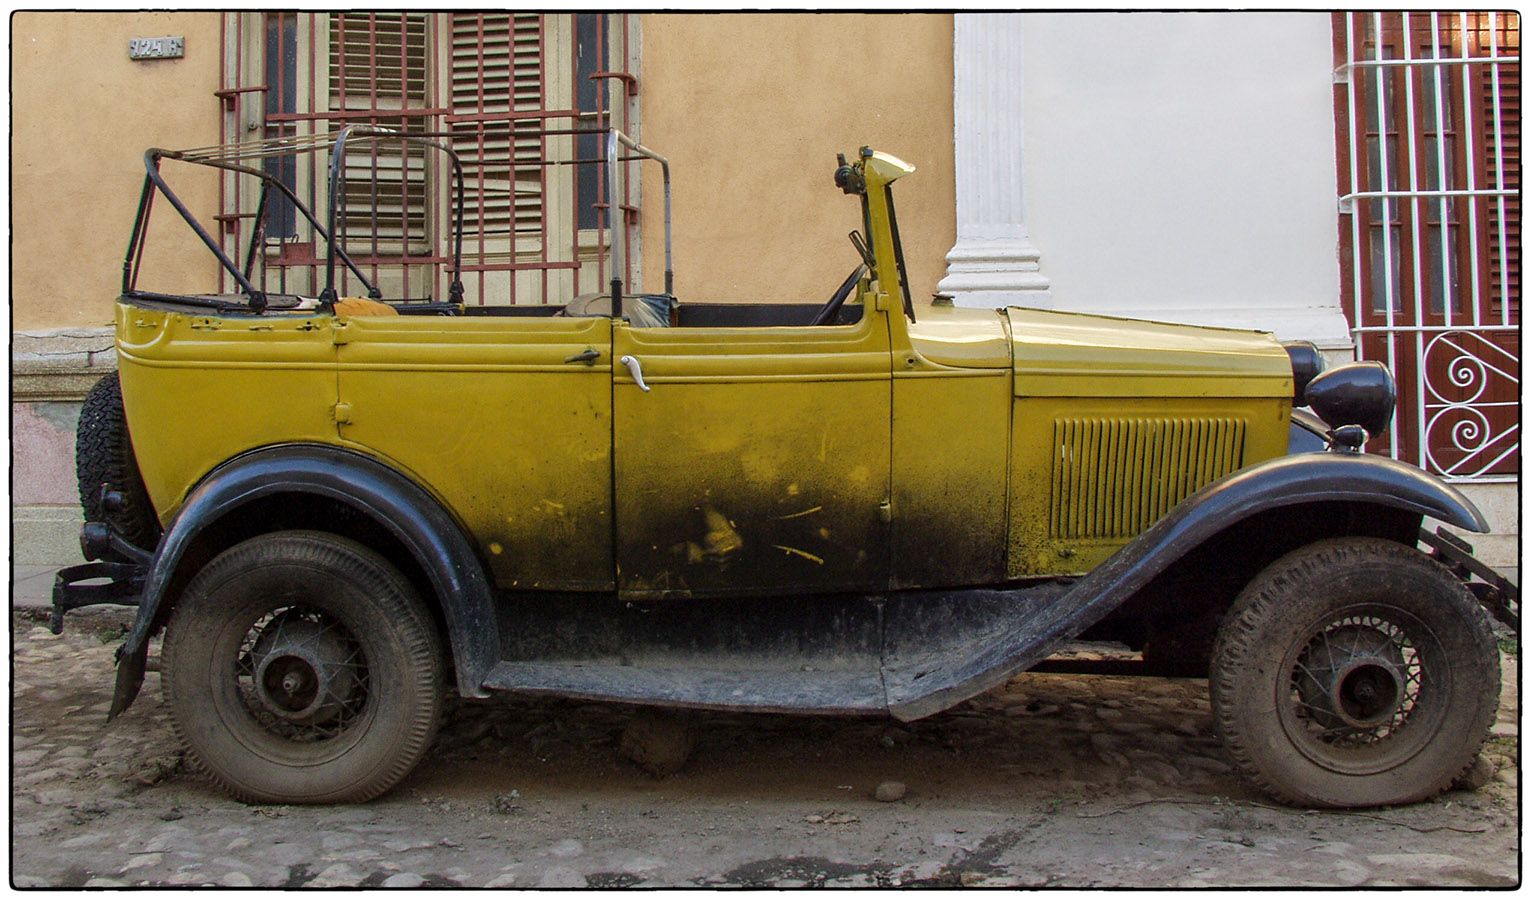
left=76, top=372, right=161, bottom=551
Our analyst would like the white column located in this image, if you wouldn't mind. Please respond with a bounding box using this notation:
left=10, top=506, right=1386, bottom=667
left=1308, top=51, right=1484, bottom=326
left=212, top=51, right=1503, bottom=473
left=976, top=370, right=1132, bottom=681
left=939, top=13, right=1051, bottom=310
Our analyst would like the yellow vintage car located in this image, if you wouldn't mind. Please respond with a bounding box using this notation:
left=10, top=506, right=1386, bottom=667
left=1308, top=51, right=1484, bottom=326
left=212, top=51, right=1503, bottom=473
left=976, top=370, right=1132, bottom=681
left=59, top=128, right=1515, bottom=810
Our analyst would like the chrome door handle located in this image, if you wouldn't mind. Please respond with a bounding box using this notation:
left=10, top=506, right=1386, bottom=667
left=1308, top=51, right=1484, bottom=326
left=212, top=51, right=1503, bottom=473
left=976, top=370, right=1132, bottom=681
left=619, top=355, right=651, bottom=392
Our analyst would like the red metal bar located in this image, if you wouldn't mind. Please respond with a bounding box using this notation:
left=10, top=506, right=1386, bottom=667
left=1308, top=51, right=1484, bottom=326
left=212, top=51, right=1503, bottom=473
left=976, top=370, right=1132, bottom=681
left=217, top=13, right=229, bottom=292
left=621, top=11, right=633, bottom=289
left=538, top=13, right=549, bottom=304
left=277, top=13, right=287, bottom=140
left=267, top=107, right=446, bottom=123
left=215, top=85, right=268, bottom=111
left=366, top=13, right=380, bottom=296
left=533, top=124, right=613, bottom=136
left=508, top=15, right=519, bottom=305
left=337, top=14, right=349, bottom=296
left=461, top=260, right=580, bottom=273
left=307, top=11, right=318, bottom=296
left=428, top=13, right=441, bottom=302
left=387, top=16, right=412, bottom=297
left=266, top=9, right=278, bottom=295
left=275, top=13, right=287, bottom=296
left=588, top=16, right=604, bottom=289
left=399, top=13, right=411, bottom=300
left=505, top=15, right=514, bottom=305
left=616, top=18, right=634, bottom=287
left=475, top=13, right=488, bottom=305
left=589, top=71, right=636, bottom=93
left=229, top=12, right=242, bottom=294
left=336, top=14, right=346, bottom=111
left=339, top=253, right=452, bottom=267
left=279, top=13, right=291, bottom=293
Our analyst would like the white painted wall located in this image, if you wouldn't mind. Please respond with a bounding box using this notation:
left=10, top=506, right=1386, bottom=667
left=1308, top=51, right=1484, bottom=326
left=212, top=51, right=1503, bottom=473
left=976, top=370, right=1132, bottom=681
left=1020, top=12, right=1352, bottom=349
left=1445, top=483, right=1522, bottom=575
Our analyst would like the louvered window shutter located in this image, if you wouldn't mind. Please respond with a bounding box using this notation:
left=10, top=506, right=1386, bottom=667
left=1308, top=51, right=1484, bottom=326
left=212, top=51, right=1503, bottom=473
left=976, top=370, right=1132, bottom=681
left=328, top=12, right=430, bottom=254
left=451, top=13, right=546, bottom=248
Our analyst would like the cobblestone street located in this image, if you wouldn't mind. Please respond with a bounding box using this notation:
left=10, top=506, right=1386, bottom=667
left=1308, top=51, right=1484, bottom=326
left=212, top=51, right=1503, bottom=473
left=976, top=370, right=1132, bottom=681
left=11, top=608, right=1520, bottom=888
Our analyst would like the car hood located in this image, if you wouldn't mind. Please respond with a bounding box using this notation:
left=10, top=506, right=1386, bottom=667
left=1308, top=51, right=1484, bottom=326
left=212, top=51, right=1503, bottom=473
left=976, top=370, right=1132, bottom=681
left=1007, top=308, right=1294, bottom=399
left=907, top=304, right=1012, bottom=369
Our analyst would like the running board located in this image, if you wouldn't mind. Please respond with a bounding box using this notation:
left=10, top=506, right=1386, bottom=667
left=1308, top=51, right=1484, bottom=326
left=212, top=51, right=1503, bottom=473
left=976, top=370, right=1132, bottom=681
left=483, top=662, right=886, bottom=715
left=486, top=590, right=886, bottom=714
left=482, top=654, right=1153, bottom=715
left=480, top=581, right=1076, bottom=719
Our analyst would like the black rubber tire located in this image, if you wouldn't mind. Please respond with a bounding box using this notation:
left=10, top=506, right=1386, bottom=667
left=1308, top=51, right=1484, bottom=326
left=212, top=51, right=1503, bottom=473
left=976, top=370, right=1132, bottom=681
left=1211, top=537, right=1499, bottom=809
left=75, top=372, right=161, bottom=549
left=162, top=531, right=445, bottom=804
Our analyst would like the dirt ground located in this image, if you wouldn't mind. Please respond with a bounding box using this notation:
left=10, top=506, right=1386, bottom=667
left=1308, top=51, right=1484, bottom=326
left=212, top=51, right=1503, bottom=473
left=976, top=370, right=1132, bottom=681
left=10, top=607, right=1521, bottom=888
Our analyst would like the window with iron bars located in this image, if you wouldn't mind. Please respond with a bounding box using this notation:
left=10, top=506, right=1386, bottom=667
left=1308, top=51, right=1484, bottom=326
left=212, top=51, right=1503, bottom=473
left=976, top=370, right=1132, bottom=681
left=1334, top=11, right=1519, bottom=480
left=217, top=12, right=636, bottom=306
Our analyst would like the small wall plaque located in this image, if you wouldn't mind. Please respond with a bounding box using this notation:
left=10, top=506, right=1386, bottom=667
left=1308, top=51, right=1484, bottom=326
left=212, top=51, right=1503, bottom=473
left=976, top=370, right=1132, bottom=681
left=129, top=36, right=184, bottom=60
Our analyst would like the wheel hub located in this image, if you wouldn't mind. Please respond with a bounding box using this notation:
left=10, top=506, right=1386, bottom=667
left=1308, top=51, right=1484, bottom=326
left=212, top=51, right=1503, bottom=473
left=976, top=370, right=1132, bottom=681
left=1297, top=624, right=1409, bottom=732
left=249, top=613, right=362, bottom=725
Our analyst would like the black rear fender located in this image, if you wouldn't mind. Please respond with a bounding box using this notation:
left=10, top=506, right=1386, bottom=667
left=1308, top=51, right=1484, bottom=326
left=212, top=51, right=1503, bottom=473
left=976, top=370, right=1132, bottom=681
left=110, top=444, right=496, bottom=717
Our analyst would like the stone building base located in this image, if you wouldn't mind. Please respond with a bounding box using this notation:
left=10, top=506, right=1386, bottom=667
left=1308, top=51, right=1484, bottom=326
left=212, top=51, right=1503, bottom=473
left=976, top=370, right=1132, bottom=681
left=13, top=327, right=114, bottom=570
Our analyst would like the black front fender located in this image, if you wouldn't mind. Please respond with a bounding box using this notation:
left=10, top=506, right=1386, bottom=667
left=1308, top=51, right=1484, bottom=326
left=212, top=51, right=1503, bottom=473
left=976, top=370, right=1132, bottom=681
left=886, top=450, right=1487, bottom=720
left=110, top=444, right=496, bottom=717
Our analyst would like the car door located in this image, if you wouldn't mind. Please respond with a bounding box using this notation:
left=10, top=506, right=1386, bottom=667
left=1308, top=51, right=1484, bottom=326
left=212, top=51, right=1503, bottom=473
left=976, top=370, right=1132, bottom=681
left=336, top=312, right=615, bottom=591
left=611, top=311, right=893, bottom=599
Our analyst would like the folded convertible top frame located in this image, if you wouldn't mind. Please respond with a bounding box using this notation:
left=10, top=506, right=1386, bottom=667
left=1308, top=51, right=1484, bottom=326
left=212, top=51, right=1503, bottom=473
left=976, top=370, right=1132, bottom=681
left=122, top=125, right=671, bottom=315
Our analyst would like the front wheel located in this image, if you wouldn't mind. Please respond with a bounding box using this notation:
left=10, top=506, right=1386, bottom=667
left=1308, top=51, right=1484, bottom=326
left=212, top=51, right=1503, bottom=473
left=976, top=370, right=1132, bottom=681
left=163, top=531, right=444, bottom=804
left=1210, top=537, right=1499, bottom=808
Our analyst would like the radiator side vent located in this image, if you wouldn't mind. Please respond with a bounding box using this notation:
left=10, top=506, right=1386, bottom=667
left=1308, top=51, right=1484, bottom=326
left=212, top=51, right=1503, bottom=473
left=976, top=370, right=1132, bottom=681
left=1050, top=416, right=1247, bottom=540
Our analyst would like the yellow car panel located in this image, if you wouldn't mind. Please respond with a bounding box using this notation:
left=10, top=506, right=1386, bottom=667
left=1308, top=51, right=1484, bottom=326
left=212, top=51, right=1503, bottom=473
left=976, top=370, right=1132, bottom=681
left=335, top=314, right=615, bottom=591
left=1008, top=308, right=1295, bottom=398
left=1007, top=394, right=1292, bottom=577
left=905, top=304, right=1011, bottom=369
left=114, top=304, right=340, bottom=523
left=1002, top=309, right=1292, bottom=577
left=611, top=314, right=892, bottom=598
left=891, top=366, right=1011, bottom=588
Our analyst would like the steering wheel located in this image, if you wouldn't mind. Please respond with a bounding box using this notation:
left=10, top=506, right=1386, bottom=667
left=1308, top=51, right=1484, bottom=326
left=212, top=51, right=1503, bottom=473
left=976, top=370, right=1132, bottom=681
left=810, top=264, right=867, bottom=327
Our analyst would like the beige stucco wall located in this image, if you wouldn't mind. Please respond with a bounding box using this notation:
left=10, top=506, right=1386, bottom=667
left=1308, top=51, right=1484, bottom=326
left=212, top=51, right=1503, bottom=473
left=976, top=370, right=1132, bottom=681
left=11, top=13, right=955, bottom=326
left=637, top=14, right=955, bottom=304
left=12, top=12, right=222, bottom=332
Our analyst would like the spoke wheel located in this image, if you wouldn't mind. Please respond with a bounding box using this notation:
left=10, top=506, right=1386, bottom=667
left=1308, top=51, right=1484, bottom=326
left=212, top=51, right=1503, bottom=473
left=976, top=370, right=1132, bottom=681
left=164, top=531, right=443, bottom=804
left=237, top=606, right=371, bottom=743
left=1211, top=537, right=1498, bottom=809
left=1281, top=609, right=1441, bottom=773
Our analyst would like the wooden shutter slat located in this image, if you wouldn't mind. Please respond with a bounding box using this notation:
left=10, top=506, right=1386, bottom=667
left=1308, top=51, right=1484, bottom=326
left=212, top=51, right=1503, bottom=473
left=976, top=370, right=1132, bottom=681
left=328, top=12, right=430, bottom=250
left=450, top=12, right=546, bottom=241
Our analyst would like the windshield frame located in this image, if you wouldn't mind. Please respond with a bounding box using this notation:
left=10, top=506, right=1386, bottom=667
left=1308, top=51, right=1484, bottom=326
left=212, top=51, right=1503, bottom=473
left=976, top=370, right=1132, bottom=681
left=883, top=186, right=916, bottom=322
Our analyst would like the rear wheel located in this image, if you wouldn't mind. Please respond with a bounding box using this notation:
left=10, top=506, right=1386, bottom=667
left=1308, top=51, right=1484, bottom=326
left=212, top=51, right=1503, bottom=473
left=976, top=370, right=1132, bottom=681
left=163, top=531, right=444, bottom=804
left=1211, top=537, right=1499, bottom=808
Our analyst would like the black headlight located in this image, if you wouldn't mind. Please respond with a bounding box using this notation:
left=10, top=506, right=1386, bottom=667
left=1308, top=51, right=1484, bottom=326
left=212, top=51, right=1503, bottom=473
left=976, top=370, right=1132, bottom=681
left=1303, top=361, right=1397, bottom=437
left=1282, top=341, right=1325, bottom=405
